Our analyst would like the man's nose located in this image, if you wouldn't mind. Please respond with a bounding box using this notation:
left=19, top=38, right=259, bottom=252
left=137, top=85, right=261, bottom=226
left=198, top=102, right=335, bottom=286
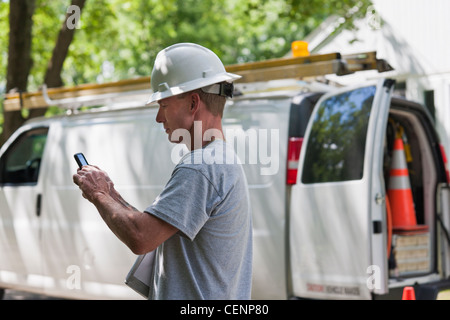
left=155, top=107, right=165, bottom=123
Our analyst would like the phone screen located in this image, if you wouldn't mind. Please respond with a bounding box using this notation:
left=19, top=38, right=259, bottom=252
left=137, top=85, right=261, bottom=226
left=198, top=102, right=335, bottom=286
left=74, top=153, right=89, bottom=168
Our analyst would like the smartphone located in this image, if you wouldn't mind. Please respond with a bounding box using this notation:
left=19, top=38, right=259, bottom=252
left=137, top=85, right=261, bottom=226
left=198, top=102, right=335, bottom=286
left=74, top=153, right=89, bottom=169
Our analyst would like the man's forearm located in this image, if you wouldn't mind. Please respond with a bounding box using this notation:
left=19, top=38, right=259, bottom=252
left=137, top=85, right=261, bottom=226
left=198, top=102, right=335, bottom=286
left=92, top=189, right=144, bottom=253
left=73, top=165, right=178, bottom=254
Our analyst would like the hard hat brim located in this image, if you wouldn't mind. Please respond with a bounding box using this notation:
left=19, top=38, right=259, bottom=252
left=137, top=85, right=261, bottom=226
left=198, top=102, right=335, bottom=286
left=145, top=72, right=241, bottom=105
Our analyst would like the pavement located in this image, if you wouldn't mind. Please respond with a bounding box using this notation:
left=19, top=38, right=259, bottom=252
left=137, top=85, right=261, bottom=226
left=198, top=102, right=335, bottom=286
left=3, top=289, right=63, bottom=300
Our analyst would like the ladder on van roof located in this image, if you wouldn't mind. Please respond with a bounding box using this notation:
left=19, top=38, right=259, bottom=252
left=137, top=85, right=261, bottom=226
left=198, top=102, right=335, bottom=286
left=2, top=51, right=393, bottom=111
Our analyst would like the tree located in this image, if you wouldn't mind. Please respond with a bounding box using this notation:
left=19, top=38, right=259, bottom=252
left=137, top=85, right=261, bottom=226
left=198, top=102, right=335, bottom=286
left=44, top=0, right=86, bottom=89
left=1, top=0, right=372, bottom=145
left=1, top=0, right=87, bottom=145
left=2, top=0, right=35, bottom=146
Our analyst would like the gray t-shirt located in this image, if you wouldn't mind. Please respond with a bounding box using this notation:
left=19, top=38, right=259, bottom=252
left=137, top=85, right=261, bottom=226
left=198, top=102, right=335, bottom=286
left=144, top=140, right=253, bottom=300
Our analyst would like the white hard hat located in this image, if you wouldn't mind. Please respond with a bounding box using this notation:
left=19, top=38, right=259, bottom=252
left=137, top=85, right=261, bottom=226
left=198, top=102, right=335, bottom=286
left=146, top=43, right=241, bottom=105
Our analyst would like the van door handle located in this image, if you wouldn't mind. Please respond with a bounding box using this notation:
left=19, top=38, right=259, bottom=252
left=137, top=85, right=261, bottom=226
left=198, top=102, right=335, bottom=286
left=36, top=194, right=42, bottom=217
left=373, top=220, right=382, bottom=234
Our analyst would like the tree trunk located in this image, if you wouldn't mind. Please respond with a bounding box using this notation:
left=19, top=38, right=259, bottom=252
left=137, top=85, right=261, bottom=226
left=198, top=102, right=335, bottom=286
left=44, top=0, right=87, bottom=88
left=30, top=0, right=87, bottom=119
left=1, top=0, right=87, bottom=145
left=1, top=0, right=36, bottom=146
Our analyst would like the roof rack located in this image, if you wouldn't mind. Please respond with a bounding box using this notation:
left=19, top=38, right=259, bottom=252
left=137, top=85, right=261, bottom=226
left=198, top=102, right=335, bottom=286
left=2, top=51, right=392, bottom=112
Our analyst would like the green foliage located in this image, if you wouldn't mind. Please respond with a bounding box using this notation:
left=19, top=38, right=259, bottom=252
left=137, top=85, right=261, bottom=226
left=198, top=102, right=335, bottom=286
left=0, top=0, right=371, bottom=133
left=0, top=0, right=9, bottom=94
left=1, top=0, right=373, bottom=95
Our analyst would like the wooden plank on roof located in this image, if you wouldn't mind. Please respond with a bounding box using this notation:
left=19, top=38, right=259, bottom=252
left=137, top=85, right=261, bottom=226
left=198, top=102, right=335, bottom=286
left=4, top=77, right=151, bottom=111
left=235, top=60, right=347, bottom=83
left=225, top=52, right=341, bottom=73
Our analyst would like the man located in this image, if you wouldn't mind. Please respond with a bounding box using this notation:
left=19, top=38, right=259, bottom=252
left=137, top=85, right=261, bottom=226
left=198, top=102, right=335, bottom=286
left=73, top=43, right=253, bottom=299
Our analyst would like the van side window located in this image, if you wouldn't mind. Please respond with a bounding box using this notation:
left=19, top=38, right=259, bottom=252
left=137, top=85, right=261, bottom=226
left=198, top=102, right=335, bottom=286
left=0, top=127, right=49, bottom=185
left=302, top=86, right=376, bottom=183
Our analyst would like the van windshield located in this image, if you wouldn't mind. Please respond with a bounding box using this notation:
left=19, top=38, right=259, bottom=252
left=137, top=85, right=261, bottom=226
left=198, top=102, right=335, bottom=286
left=301, top=86, right=376, bottom=183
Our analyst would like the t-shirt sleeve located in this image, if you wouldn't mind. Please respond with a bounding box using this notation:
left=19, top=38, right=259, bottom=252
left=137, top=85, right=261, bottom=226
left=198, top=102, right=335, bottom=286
left=144, top=166, right=221, bottom=241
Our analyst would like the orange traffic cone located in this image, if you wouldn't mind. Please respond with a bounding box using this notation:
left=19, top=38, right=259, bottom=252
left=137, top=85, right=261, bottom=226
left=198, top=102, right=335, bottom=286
left=388, top=138, right=428, bottom=234
left=402, top=286, right=416, bottom=300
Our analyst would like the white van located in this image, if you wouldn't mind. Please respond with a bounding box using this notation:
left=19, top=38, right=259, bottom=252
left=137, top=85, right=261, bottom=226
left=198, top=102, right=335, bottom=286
left=288, top=79, right=450, bottom=299
left=0, top=78, right=449, bottom=300
left=0, top=79, right=316, bottom=299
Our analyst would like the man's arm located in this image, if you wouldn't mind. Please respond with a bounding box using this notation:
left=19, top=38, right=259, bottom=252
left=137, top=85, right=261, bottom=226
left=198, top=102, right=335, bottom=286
left=73, top=165, right=178, bottom=254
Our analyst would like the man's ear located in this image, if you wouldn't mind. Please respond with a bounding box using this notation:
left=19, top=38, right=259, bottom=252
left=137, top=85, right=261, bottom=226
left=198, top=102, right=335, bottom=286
left=190, top=92, right=201, bottom=113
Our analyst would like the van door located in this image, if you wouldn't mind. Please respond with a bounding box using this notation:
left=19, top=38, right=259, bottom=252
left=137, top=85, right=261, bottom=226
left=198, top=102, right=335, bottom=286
left=289, top=79, right=394, bottom=299
left=0, top=126, right=49, bottom=288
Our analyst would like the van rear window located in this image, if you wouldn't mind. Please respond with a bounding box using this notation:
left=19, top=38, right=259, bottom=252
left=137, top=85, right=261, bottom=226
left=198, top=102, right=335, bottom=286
left=301, top=86, right=375, bottom=183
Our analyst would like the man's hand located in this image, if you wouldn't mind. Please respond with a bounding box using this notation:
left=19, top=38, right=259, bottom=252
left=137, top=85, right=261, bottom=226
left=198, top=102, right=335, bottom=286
left=72, top=164, right=178, bottom=254
left=73, top=165, right=113, bottom=203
